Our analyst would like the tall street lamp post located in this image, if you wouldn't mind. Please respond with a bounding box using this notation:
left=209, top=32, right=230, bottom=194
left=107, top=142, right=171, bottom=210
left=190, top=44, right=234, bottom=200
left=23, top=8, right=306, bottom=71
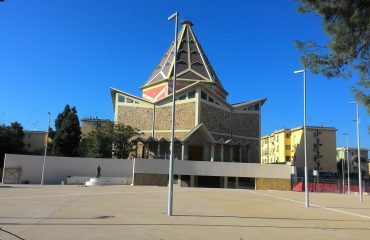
left=350, top=101, right=362, bottom=201
left=343, top=133, right=350, bottom=194
left=41, top=112, right=51, bottom=186
left=294, top=69, right=309, bottom=207
left=167, top=11, right=179, bottom=216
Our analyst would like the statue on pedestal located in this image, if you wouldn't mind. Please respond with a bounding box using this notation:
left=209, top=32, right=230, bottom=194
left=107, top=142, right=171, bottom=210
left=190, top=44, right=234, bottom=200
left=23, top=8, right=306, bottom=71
left=96, top=165, right=101, bottom=178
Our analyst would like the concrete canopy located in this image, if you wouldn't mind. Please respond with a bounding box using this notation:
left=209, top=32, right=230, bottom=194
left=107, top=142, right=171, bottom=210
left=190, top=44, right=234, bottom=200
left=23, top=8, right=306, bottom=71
left=182, top=123, right=216, bottom=144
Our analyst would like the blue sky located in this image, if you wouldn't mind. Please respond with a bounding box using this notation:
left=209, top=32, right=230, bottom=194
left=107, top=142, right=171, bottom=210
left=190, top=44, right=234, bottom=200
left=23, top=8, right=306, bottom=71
left=0, top=0, right=369, bottom=150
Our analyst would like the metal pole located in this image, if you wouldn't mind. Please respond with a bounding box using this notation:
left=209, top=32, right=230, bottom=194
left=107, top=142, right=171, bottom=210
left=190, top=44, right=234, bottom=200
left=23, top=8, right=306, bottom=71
left=303, top=69, right=309, bottom=207
left=294, top=69, right=309, bottom=207
left=168, top=11, right=179, bottom=216
left=41, top=112, right=51, bottom=186
left=341, top=153, right=344, bottom=194
left=355, top=102, right=363, bottom=201
left=346, top=135, right=350, bottom=194
left=343, top=133, right=350, bottom=194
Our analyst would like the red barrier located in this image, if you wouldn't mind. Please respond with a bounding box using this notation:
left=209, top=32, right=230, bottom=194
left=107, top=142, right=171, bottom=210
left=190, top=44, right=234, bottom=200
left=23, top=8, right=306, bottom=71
left=293, top=182, right=370, bottom=193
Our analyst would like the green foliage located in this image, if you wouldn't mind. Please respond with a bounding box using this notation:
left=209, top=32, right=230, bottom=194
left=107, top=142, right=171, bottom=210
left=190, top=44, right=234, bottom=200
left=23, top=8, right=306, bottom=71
left=46, top=127, right=56, bottom=155
left=52, top=105, right=81, bottom=157
left=296, top=0, right=370, bottom=120
left=112, top=123, right=140, bottom=159
left=0, top=122, right=25, bottom=166
left=79, top=130, right=113, bottom=158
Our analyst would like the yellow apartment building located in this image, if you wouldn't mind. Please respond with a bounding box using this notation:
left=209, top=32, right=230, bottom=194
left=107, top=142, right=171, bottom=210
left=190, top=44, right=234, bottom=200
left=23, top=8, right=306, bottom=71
left=261, top=126, right=337, bottom=176
left=80, top=118, right=113, bottom=136
left=23, top=130, right=47, bottom=154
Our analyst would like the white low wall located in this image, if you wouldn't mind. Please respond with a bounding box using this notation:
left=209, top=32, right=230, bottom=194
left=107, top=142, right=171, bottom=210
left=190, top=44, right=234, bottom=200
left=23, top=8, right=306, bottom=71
left=3, top=154, right=133, bottom=184
left=135, top=158, right=291, bottom=179
left=2, top=155, right=291, bottom=185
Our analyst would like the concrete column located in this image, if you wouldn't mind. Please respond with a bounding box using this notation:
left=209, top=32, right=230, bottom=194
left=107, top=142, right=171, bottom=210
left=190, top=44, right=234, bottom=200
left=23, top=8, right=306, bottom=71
left=190, top=175, right=195, bottom=187
left=178, top=175, right=182, bottom=186
left=230, top=146, right=233, bottom=162
left=144, top=143, right=149, bottom=158
left=210, top=144, right=215, bottom=162
left=220, top=144, right=224, bottom=162
left=157, top=142, right=161, bottom=159
left=181, top=143, right=185, bottom=160
left=235, top=177, right=239, bottom=189
left=239, top=146, right=242, bottom=162
left=224, top=177, right=228, bottom=188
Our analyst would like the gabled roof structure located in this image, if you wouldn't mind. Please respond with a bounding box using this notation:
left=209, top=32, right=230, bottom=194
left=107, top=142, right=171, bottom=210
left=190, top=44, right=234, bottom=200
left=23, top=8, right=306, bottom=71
left=142, top=21, right=227, bottom=99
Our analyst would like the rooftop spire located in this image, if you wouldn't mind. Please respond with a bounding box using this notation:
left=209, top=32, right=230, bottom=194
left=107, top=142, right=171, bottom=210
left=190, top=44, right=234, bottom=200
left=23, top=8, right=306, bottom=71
left=181, top=20, right=193, bottom=26
left=143, top=21, right=227, bottom=99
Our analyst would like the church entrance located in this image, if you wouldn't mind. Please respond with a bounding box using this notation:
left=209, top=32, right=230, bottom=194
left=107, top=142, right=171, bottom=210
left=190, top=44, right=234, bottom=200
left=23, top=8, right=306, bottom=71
left=188, top=145, right=203, bottom=161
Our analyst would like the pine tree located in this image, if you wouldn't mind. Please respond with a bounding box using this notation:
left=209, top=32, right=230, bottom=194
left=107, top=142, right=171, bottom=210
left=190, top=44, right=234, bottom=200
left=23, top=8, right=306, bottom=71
left=296, top=0, right=370, bottom=131
left=0, top=122, right=25, bottom=166
left=52, top=105, right=81, bottom=156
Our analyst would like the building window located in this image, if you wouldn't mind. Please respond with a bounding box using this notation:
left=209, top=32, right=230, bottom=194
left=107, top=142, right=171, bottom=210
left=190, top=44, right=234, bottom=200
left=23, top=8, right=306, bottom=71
left=208, top=96, right=214, bottom=103
left=254, top=104, right=260, bottom=111
left=178, top=94, right=186, bottom=100
left=126, top=98, right=133, bottom=103
left=201, top=91, right=207, bottom=100
left=187, top=90, right=195, bottom=99
left=286, top=156, right=291, bottom=161
left=118, top=95, right=125, bottom=103
left=286, top=145, right=291, bottom=150
left=286, top=133, right=291, bottom=138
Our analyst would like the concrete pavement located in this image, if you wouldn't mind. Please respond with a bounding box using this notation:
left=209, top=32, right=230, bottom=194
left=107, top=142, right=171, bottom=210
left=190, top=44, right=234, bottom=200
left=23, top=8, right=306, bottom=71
left=0, top=185, right=369, bottom=240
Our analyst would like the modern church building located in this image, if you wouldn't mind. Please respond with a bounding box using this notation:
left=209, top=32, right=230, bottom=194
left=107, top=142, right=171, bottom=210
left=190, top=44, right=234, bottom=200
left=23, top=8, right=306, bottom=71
left=110, top=21, right=266, bottom=165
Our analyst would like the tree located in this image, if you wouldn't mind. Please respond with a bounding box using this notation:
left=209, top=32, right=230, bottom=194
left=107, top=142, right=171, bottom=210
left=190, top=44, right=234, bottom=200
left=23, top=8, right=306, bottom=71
left=296, top=0, right=370, bottom=130
left=112, top=123, right=140, bottom=159
left=79, top=130, right=113, bottom=158
left=52, top=105, right=81, bottom=157
left=46, top=127, right=56, bottom=155
left=352, top=156, right=368, bottom=179
left=0, top=122, right=25, bottom=166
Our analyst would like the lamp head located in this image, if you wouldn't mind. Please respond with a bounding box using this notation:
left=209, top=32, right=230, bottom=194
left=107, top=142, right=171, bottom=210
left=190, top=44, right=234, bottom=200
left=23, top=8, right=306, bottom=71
left=168, top=12, right=178, bottom=21
left=294, top=69, right=305, bottom=74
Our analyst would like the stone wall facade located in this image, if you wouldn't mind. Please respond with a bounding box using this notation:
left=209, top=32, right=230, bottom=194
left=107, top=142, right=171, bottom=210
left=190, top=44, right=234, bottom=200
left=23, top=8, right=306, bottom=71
left=231, top=137, right=260, bottom=163
left=133, top=173, right=168, bottom=186
left=255, top=178, right=291, bottom=191
left=155, top=102, right=195, bottom=130
left=200, top=103, right=231, bottom=134
left=232, top=112, right=259, bottom=138
left=117, top=106, right=153, bottom=130
left=154, top=131, right=189, bottom=141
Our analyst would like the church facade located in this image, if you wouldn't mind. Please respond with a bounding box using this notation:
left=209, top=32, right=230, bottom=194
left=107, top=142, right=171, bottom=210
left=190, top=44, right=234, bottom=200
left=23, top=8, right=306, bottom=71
left=111, top=21, right=266, bottom=164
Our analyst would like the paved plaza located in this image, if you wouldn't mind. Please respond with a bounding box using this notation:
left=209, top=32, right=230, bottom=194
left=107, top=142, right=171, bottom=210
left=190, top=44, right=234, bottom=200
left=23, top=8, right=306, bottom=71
left=0, top=185, right=369, bottom=240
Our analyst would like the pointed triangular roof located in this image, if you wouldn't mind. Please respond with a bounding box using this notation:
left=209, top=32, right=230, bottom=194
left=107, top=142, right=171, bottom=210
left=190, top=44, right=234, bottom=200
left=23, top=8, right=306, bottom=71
left=143, top=21, right=226, bottom=94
